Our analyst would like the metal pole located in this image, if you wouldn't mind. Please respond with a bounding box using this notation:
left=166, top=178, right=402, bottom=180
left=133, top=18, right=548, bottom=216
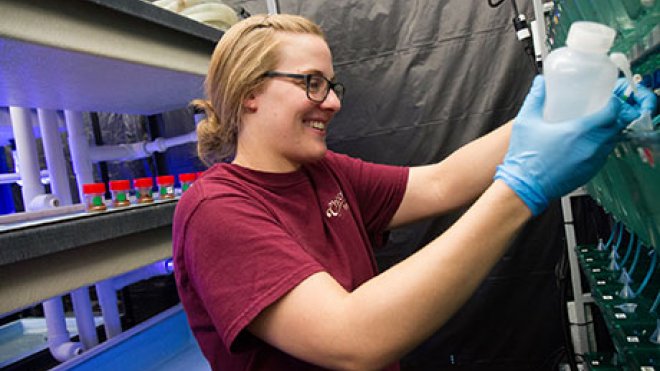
left=266, top=0, right=280, bottom=15
left=561, top=191, right=595, bottom=355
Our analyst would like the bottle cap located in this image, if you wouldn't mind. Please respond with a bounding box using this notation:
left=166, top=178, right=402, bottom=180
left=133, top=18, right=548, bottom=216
left=178, top=173, right=196, bottom=182
left=109, top=180, right=130, bottom=191
left=156, top=175, right=175, bottom=185
left=82, top=183, right=106, bottom=194
left=566, top=21, right=616, bottom=54
left=133, top=177, right=153, bottom=188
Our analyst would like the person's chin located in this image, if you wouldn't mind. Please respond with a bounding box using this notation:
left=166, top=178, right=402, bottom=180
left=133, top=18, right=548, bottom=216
left=301, top=146, right=327, bottom=164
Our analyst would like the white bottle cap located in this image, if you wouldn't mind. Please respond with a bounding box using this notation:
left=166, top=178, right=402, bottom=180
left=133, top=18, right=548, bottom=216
left=566, top=21, right=616, bottom=54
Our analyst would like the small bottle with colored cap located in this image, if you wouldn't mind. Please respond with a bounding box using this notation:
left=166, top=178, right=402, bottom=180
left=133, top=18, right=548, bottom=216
left=82, top=183, right=107, bottom=212
left=178, top=173, right=196, bottom=193
left=134, top=177, right=154, bottom=204
left=109, top=180, right=131, bottom=208
left=157, top=175, right=176, bottom=200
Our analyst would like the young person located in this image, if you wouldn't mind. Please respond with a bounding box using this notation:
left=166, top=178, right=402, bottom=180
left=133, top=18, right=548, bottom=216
left=172, top=13, right=656, bottom=371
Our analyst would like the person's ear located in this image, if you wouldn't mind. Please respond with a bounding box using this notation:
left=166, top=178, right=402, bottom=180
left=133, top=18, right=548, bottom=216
left=243, top=93, right=258, bottom=112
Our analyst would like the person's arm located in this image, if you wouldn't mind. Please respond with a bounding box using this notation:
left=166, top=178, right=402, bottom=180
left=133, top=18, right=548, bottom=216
left=249, top=180, right=530, bottom=371
left=388, top=121, right=512, bottom=229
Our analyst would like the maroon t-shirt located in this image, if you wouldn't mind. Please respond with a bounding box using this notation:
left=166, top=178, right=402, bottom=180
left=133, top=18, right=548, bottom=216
left=172, top=151, right=408, bottom=370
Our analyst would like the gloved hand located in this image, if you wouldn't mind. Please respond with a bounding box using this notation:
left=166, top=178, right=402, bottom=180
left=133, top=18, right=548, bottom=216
left=613, top=78, right=657, bottom=125
left=495, top=76, right=623, bottom=216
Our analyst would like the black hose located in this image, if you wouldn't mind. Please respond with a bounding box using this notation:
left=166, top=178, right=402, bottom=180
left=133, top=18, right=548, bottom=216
left=488, top=0, right=506, bottom=8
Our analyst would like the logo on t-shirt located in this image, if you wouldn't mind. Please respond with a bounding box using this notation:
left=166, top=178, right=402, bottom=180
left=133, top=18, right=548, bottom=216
left=326, top=192, right=349, bottom=218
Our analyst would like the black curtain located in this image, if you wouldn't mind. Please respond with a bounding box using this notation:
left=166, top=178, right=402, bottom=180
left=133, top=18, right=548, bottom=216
left=225, top=1, right=565, bottom=369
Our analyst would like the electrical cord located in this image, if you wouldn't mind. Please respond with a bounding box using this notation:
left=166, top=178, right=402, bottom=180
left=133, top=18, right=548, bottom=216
left=488, top=0, right=506, bottom=7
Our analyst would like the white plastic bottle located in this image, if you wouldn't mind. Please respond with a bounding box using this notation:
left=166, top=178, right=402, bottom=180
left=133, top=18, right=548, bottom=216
left=543, top=21, right=619, bottom=122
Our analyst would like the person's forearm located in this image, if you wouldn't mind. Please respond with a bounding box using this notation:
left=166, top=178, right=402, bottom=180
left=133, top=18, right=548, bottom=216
left=343, top=180, right=530, bottom=369
left=436, top=120, right=513, bottom=205
left=388, top=121, right=514, bottom=228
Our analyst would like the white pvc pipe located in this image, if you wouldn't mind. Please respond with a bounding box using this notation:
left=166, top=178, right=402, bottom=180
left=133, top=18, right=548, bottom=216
left=43, top=297, right=83, bottom=362
left=161, top=130, right=197, bottom=149
left=88, top=130, right=197, bottom=163
left=94, top=259, right=174, bottom=340
left=89, top=142, right=149, bottom=163
left=64, top=110, right=93, bottom=200
left=95, top=280, right=122, bottom=339
left=38, top=109, right=73, bottom=206
left=70, top=287, right=99, bottom=350
left=9, top=106, right=44, bottom=210
left=0, top=170, right=49, bottom=184
left=28, top=194, right=60, bottom=210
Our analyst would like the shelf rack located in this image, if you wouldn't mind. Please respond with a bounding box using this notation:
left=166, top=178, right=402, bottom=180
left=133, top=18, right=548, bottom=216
left=0, top=0, right=220, bottom=314
left=550, top=1, right=660, bottom=369
left=0, top=0, right=222, bottom=115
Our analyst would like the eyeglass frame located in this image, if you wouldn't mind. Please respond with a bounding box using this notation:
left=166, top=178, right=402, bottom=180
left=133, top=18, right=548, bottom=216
left=262, top=71, right=345, bottom=103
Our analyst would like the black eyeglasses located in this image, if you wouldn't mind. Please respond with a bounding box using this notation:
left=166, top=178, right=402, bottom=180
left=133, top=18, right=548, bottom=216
left=263, top=71, right=345, bottom=103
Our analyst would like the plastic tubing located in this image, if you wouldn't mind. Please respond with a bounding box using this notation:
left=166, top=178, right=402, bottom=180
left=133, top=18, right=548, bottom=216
left=628, top=240, right=644, bottom=278
left=634, top=250, right=657, bottom=297
left=611, top=223, right=624, bottom=253
left=604, top=221, right=620, bottom=250
left=619, top=234, right=636, bottom=267
left=650, top=290, right=660, bottom=314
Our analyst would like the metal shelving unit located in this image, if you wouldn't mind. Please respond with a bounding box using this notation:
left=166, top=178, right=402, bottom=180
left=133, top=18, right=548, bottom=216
left=550, top=0, right=660, bottom=369
left=0, top=0, right=220, bottom=314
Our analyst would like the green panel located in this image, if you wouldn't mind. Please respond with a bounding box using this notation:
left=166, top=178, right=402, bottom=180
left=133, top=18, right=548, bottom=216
left=586, top=129, right=660, bottom=251
left=549, top=0, right=659, bottom=61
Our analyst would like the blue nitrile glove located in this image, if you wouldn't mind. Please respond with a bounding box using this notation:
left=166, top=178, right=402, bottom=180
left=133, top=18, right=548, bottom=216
left=613, top=78, right=658, bottom=124
left=494, top=76, right=623, bottom=216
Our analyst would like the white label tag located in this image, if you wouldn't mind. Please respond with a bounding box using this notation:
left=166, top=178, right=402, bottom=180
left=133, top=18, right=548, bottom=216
left=641, top=367, right=655, bottom=371
left=586, top=258, right=594, bottom=262
left=593, top=268, right=601, bottom=273
left=615, top=313, right=627, bottom=319
left=597, top=280, right=606, bottom=285
left=603, top=295, right=613, bottom=300
left=627, top=336, right=640, bottom=343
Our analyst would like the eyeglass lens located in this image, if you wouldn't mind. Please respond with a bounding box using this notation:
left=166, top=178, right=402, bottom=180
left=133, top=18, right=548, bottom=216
left=306, top=75, right=344, bottom=102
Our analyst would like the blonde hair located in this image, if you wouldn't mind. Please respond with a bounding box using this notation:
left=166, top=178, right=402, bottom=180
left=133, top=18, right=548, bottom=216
left=192, top=14, right=325, bottom=165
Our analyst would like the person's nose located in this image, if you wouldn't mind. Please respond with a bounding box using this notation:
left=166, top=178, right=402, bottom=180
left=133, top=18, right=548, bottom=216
left=320, top=89, right=342, bottom=112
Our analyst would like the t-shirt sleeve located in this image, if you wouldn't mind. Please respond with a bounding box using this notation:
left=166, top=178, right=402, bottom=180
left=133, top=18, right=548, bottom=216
left=182, top=195, right=325, bottom=352
left=327, top=152, right=409, bottom=236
